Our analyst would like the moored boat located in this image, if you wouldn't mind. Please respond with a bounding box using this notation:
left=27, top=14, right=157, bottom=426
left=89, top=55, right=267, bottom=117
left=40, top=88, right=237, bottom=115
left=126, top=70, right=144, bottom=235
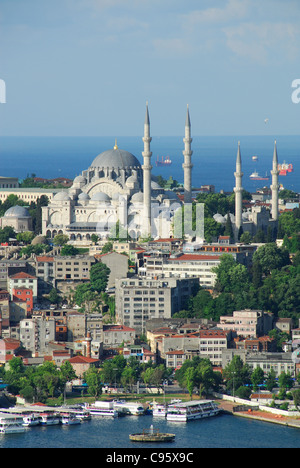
left=0, top=413, right=26, bottom=434
left=60, top=412, right=81, bottom=425
left=40, top=412, right=61, bottom=426
left=166, top=400, right=220, bottom=422
left=22, top=414, right=41, bottom=427
left=83, top=401, right=118, bottom=418
left=151, top=402, right=167, bottom=418
left=113, top=400, right=145, bottom=416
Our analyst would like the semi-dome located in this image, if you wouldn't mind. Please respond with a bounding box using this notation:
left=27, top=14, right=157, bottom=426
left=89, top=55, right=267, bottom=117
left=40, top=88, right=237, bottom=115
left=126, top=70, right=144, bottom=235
left=91, top=192, right=111, bottom=202
left=131, top=192, right=144, bottom=203
left=78, top=192, right=90, bottom=200
left=90, top=144, right=141, bottom=170
left=4, top=206, right=31, bottom=218
left=73, top=175, right=86, bottom=185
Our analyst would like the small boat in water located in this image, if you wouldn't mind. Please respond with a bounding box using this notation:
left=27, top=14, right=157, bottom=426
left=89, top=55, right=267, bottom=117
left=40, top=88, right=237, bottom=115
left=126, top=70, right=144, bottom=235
left=130, top=425, right=175, bottom=443
left=22, top=413, right=41, bottom=427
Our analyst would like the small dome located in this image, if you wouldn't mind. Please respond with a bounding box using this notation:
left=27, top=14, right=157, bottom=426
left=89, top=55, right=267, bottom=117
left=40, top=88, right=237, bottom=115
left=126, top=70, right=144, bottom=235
left=163, top=191, right=179, bottom=200
left=213, top=213, right=225, bottom=223
left=4, top=206, right=31, bottom=218
left=32, top=235, right=47, bottom=245
left=78, top=192, right=90, bottom=200
left=91, top=192, right=111, bottom=202
left=151, top=181, right=161, bottom=189
left=73, top=175, right=86, bottom=184
left=54, top=191, right=71, bottom=201
left=131, top=192, right=144, bottom=203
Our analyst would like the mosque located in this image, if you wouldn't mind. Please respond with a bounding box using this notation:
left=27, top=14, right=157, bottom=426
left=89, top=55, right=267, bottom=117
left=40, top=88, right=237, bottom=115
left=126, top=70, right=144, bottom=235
left=41, top=104, right=192, bottom=242
left=40, top=103, right=279, bottom=243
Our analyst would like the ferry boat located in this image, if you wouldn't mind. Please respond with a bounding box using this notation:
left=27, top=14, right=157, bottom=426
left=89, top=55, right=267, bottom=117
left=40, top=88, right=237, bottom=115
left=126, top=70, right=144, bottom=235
left=22, top=413, right=41, bottom=427
left=156, top=155, right=172, bottom=167
left=151, top=403, right=167, bottom=418
left=0, top=413, right=26, bottom=434
left=39, top=412, right=61, bottom=426
left=278, top=162, right=294, bottom=176
left=113, top=400, right=145, bottom=416
left=252, top=155, right=258, bottom=161
left=60, top=412, right=81, bottom=425
left=249, top=171, right=270, bottom=181
left=166, top=400, right=220, bottom=422
left=83, top=401, right=118, bottom=418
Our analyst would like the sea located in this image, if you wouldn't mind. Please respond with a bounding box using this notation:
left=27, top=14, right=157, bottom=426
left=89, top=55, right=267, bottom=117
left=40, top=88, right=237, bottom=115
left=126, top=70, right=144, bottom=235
left=0, top=413, right=299, bottom=450
left=0, top=135, right=299, bottom=194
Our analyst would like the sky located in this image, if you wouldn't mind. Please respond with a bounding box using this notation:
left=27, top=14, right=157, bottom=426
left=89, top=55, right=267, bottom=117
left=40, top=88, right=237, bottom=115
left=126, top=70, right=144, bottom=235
left=0, top=0, right=300, bottom=137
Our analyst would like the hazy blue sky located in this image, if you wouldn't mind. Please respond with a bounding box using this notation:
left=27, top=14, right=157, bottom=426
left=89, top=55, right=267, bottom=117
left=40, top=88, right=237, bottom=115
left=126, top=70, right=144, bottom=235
left=0, top=0, right=300, bottom=136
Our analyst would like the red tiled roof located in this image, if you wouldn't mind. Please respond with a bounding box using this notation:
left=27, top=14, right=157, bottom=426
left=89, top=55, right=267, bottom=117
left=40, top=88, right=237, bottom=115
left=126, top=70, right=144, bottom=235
left=9, top=272, right=36, bottom=280
left=36, top=256, right=54, bottom=263
left=69, top=356, right=99, bottom=364
left=103, top=325, right=135, bottom=333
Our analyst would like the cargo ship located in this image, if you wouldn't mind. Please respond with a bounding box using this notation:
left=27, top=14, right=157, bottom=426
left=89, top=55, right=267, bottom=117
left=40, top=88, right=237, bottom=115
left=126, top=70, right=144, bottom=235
left=156, top=155, right=172, bottom=166
left=249, top=171, right=270, bottom=181
left=278, top=162, right=294, bottom=176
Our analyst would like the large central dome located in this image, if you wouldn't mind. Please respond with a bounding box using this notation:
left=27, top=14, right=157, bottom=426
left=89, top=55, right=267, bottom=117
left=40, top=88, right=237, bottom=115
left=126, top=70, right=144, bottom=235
left=91, top=143, right=141, bottom=170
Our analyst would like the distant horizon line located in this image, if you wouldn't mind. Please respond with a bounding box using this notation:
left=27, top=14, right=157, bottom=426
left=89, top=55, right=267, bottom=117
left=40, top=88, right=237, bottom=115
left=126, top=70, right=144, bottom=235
left=0, top=134, right=299, bottom=138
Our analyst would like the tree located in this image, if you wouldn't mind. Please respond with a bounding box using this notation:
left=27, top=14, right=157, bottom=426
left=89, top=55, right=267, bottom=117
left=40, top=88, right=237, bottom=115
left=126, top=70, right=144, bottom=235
left=53, top=234, right=69, bottom=246
left=84, top=367, right=102, bottom=398
left=252, top=243, right=290, bottom=275
left=265, top=368, right=277, bottom=392
left=251, top=367, right=265, bottom=391
left=90, top=262, right=110, bottom=293
left=223, top=355, right=251, bottom=394
left=49, top=288, right=60, bottom=304
left=185, top=367, right=196, bottom=399
left=61, top=244, right=79, bottom=256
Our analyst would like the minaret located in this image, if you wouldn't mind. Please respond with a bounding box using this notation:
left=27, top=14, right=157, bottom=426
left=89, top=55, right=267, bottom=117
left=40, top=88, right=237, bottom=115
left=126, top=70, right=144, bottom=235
left=182, top=105, right=193, bottom=204
left=271, top=140, right=279, bottom=221
left=142, top=102, right=152, bottom=236
left=234, top=141, right=243, bottom=234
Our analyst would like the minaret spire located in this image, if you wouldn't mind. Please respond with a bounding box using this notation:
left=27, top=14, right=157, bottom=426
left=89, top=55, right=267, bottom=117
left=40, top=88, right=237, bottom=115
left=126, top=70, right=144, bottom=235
left=182, top=104, right=193, bottom=204
left=234, top=141, right=243, bottom=237
left=271, top=139, right=279, bottom=221
left=142, top=101, right=152, bottom=236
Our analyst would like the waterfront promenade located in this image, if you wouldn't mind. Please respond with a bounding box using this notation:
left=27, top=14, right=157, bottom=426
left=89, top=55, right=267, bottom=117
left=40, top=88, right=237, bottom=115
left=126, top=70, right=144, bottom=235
left=217, top=399, right=300, bottom=429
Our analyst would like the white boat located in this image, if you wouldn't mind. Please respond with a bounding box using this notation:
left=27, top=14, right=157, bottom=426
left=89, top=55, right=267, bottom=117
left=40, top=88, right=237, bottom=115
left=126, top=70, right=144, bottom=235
left=22, top=414, right=41, bottom=427
left=152, top=403, right=167, bottom=418
left=0, top=413, right=26, bottom=434
left=40, top=412, right=61, bottom=425
left=113, top=400, right=145, bottom=416
left=166, top=400, right=220, bottom=422
left=60, top=412, right=81, bottom=425
left=83, top=401, right=118, bottom=418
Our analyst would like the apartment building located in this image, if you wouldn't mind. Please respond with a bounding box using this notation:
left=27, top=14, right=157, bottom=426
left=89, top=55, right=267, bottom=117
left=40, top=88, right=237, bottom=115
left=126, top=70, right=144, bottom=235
left=162, top=329, right=230, bottom=367
left=138, top=252, right=220, bottom=289
left=115, top=276, right=198, bottom=335
left=19, top=317, right=56, bottom=356
left=0, top=259, right=27, bottom=290
left=219, top=309, right=274, bottom=338
left=8, top=272, right=38, bottom=303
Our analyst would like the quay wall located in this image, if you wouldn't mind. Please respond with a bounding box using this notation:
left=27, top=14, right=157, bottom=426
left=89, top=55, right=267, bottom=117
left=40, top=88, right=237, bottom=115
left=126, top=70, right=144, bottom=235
left=213, top=392, right=300, bottom=418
